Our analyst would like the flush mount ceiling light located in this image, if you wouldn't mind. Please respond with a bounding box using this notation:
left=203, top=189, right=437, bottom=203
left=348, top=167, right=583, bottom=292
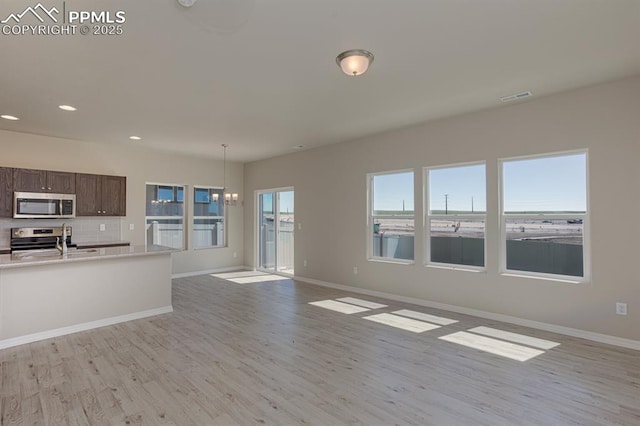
left=58, top=105, right=77, bottom=111
left=1, top=114, right=19, bottom=120
left=129, top=136, right=142, bottom=140
left=177, top=0, right=197, bottom=7
left=336, top=49, right=374, bottom=76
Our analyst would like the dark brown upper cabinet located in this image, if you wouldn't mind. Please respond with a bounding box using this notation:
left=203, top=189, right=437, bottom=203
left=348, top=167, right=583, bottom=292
left=0, top=167, right=13, bottom=217
left=100, top=175, right=126, bottom=216
left=47, top=171, right=76, bottom=193
left=13, top=168, right=45, bottom=192
left=75, top=173, right=100, bottom=216
left=76, top=173, right=126, bottom=216
left=13, top=168, right=75, bottom=194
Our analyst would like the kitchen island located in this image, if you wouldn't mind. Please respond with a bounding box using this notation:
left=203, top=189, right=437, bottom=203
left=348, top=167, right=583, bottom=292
left=0, top=245, right=175, bottom=349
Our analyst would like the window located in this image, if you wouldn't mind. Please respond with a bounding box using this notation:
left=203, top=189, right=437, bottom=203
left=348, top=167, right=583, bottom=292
left=500, top=151, right=588, bottom=280
left=146, top=184, right=185, bottom=249
left=368, top=170, right=414, bottom=262
left=193, top=186, right=225, bottom=249
left=426, top=163, right=486, bottom=269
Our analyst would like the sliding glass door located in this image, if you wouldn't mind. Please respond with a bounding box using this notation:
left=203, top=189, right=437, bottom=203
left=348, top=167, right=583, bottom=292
left=258, top=192, right=276, bottom=272
left=258, top=189, right=294, bottom=275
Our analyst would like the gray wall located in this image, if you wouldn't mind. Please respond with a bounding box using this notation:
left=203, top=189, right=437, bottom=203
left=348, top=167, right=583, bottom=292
left=244, top=75, right=640, bottom=341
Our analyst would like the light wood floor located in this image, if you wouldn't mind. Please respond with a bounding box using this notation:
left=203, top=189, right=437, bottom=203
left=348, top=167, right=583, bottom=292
left=1, top=274, right=639, bottom=425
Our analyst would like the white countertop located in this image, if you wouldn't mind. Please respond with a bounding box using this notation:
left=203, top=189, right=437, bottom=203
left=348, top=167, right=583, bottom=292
left=0, top=245, right=176, bottom=269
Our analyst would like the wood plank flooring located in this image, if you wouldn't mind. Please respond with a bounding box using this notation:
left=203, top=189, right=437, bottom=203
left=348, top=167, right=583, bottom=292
left=1, top=273, right=639, bottom=425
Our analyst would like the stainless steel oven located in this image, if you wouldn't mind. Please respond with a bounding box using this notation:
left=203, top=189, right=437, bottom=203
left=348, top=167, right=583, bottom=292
left=13, top=192, right=76, bottom=219
left=10, top=226, right=76, bottom=253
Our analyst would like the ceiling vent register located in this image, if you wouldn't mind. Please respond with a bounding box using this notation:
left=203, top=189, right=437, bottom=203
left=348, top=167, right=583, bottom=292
left=500, top=91, right=533, bottom=102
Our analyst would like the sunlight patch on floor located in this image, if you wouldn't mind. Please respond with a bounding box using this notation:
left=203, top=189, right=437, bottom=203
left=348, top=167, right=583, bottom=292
left=393, top=309, right=458, bottom=325
left=309, top=300, right=371, bottom=314
left=467, top=326, right=560, bottom=350
left=227, top=275, right=284, bottom=284
left=211, top=271, right=267, bottom=279
left=337, top=297, right=388, bottom=309
left=439, top=331, right=545, bottom=362
left=363, top=313, right=441, bottom=333
left=211, top=271, right=285, bottom=284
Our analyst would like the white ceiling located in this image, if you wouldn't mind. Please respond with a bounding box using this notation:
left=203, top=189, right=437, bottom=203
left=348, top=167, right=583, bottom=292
left=1, top=0, right=639, bottom=162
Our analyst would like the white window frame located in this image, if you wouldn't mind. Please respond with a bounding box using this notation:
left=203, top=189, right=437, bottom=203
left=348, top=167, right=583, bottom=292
left=145, top=182, right=187, bottom=250
left=498, top=150, right=590, bottom=283
left=192, top=185, right=226, bottom=249
left=424, top=161, right=487, bottom=272
left=366, top=169, right=415, bottom=265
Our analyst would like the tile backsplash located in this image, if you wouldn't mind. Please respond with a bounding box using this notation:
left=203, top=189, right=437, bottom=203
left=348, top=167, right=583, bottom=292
left=0, top=217, right=122, bottom=248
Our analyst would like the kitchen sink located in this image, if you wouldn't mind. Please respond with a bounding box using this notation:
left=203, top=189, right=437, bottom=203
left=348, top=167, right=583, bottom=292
left=11, top=248, right=98, bottom=260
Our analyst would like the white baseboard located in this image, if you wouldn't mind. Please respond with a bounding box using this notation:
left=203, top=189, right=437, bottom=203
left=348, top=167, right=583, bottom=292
left=0, top=306, right=173, bottom=350
left=172, top=265, right=251, bottom=279
left=294, top=275, right=640, bottom=351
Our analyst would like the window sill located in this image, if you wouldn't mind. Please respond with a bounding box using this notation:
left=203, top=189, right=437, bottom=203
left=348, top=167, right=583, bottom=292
left=147, top=246, right=185, bottom=252
left=368, top=257, right=414, bottom=266
left=426, top=264, right=485, bottom=273
left=193, top=246, right=227, bottom=251
left=501, top=271, right=586, bottom=284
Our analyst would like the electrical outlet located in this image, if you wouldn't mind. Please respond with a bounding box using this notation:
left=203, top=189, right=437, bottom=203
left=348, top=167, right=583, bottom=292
left=233, top=252, right=237, bottom=258
left=129, top=223, right=135, bottom=231
left=353, top=266, right=358, bottom=275
left=303, top=260, right=307, bottom=267
left=616, top=302, right=628, bottom=316
left=99, top=224, right=106, bottom=232
left=298, top=223, right=302, bottom=230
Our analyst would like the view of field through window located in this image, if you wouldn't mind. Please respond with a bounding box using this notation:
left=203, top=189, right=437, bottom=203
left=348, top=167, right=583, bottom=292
left=428, top=163, right=486, bottom=268
left=370, top=152, right=587, bottom=278
left=371, top=171, right=415, bottom=260
left=502, top=152, right=587, bottom=277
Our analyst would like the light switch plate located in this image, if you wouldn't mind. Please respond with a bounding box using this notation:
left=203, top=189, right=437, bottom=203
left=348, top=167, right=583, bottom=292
left=99, top=224, right=106, bottom=231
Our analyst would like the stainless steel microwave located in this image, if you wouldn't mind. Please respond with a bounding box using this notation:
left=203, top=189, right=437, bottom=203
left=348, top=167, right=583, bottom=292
left=13, top=192, right=76, bottom=219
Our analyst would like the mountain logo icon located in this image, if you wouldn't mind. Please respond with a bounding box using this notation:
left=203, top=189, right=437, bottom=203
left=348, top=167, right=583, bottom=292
left=1, top=3, right=59, bottom=24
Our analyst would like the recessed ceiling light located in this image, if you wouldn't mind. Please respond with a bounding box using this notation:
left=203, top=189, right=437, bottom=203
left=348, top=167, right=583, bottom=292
left=129, top=136, right=142, bottom=140
left=293, top=145, right=305, bottom=149
left=1, top=114, right=19, bottom=121
left=58, top=105, right=77, bottom=111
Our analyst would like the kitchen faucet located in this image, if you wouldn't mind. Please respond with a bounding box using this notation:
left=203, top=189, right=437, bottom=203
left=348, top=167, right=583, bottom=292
left=56, top=223, right=69, bottom=255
